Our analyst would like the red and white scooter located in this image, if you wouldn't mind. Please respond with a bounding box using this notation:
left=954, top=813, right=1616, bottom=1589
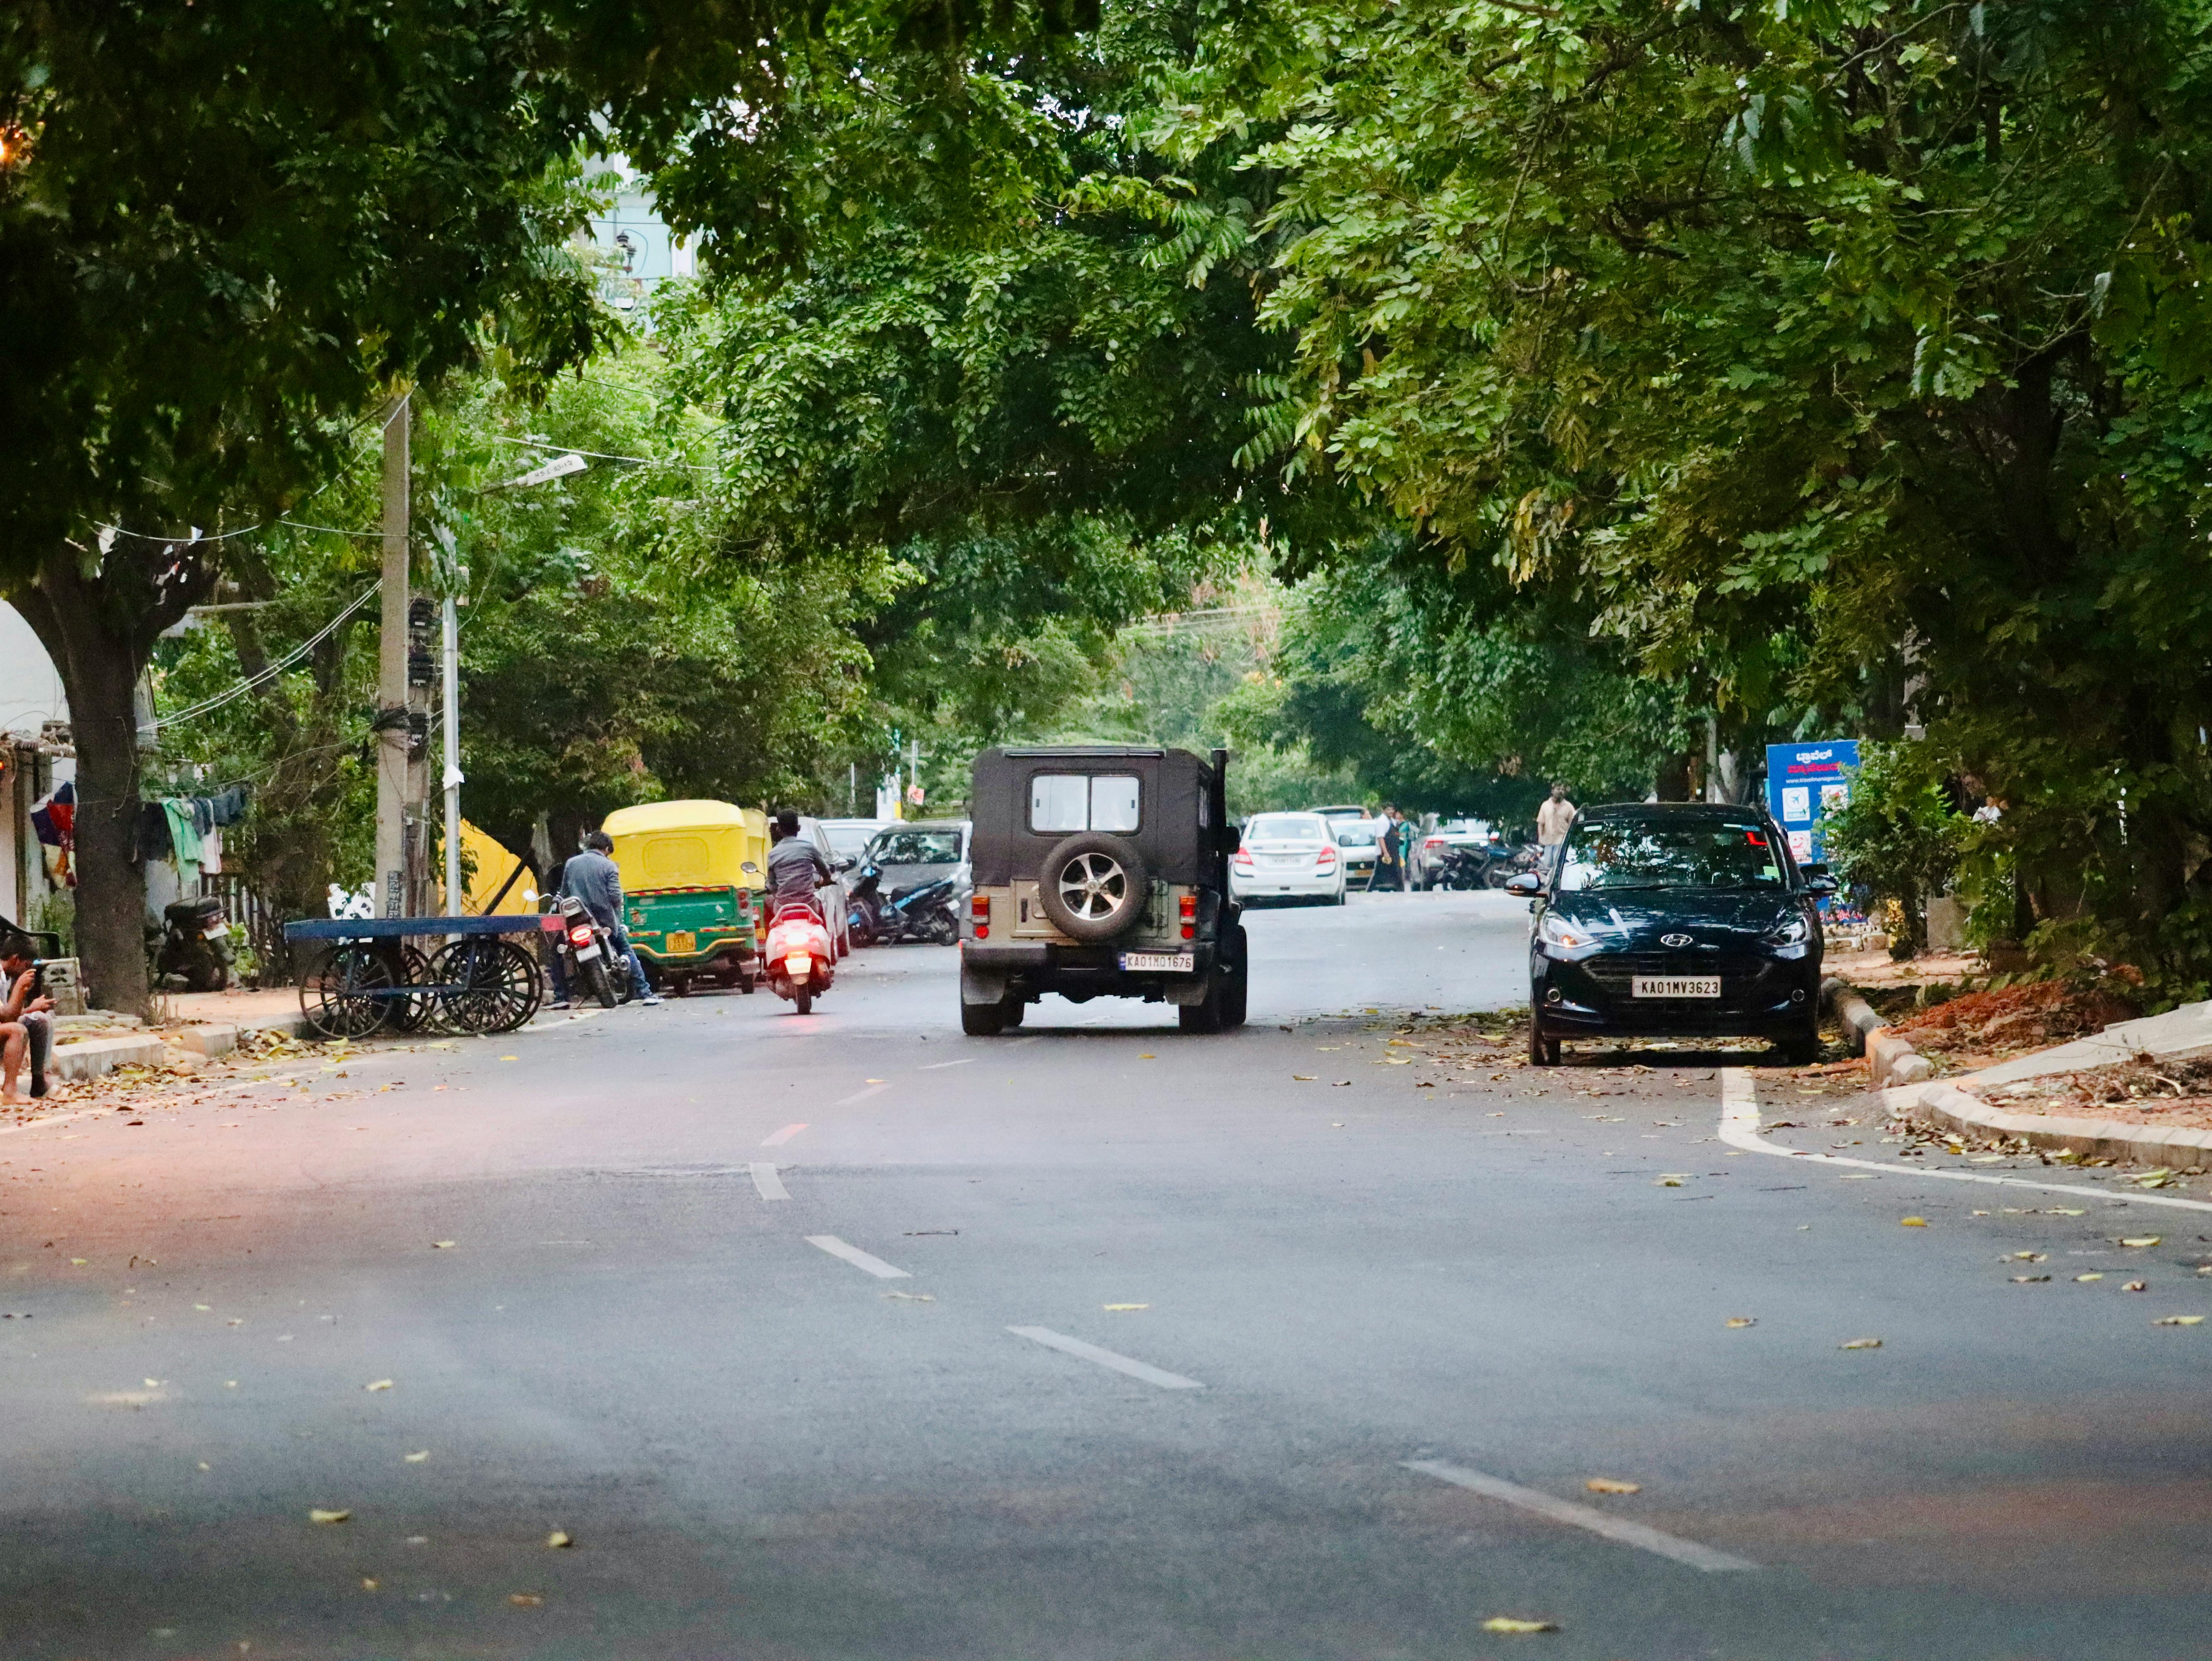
left=763, top=902, right=835, bottom=1014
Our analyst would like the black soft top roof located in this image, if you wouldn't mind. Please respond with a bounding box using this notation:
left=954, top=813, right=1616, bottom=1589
left=970, top=746, right=1221, bottom=886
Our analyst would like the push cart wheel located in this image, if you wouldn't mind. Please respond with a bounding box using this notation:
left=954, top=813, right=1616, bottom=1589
left=299, top=942, right=396, bottom=1040
left=427, top=938, right=542, bottom=1035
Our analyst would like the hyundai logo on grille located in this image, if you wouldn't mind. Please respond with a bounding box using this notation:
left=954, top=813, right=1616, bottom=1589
left=1660, top=933, right=1693, bottom=948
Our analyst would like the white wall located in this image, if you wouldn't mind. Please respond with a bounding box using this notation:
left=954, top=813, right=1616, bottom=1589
left=0, top=603, right=67, bottom=733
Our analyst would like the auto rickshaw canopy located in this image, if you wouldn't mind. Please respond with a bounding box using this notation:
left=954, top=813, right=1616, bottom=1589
left=602, top=800, right=768, bottom=893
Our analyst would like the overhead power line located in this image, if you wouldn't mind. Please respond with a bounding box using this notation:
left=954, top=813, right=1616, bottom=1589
left=143, top=581, right=384, bottom=735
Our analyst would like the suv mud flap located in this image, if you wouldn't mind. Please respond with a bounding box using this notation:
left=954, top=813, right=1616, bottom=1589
left=962, top=964, right=1011, bottom=1006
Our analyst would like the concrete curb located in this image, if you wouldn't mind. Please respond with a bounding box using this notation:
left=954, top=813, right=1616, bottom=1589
left=1898, top=1078, right=2212, bottom=1171
left=1821, top=976, right=1931, bottom=1086
left=47, top=1034, right=168, bottom=1083
left=53, top=1009, right=314, bottom=1082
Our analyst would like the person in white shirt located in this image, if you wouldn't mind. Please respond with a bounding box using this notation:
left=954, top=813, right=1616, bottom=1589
left=1536, top=783, right=1577, bottom=847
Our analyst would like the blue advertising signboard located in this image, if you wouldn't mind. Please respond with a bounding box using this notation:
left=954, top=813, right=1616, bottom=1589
left=1765, top=739, right=1860, bottom=868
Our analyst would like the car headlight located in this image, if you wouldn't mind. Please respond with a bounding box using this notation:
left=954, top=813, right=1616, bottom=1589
left=1765, top=912, right=1811, bottom=957
left=1535, top=910, right=1598, bottom=957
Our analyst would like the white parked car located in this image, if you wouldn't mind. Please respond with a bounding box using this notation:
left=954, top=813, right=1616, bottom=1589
left=1332, top=817, right=1385, bottom=885
left=1231, top=811, right=1347, bottom=906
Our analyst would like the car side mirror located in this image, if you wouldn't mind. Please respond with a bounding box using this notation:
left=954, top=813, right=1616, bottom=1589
left=1805, top=873, right=1840, bottom=895
left=1504, top=872, right=1542, bottom=897
left=835, top=857, right=856, bottom=872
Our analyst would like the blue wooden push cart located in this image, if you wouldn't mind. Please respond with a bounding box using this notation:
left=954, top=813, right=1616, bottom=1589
left=283, top=914, right=560, bottom=1040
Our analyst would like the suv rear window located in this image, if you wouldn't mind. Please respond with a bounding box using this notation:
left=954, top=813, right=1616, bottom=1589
left=1030, top=774, right=1140, bottom=834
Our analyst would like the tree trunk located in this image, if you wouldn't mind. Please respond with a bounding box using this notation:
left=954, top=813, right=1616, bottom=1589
left=9, top=542, right=215, bottom=1018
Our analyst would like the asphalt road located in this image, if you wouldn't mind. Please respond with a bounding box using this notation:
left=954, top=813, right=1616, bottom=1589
left=6, top=892, right=2212, bottom=1660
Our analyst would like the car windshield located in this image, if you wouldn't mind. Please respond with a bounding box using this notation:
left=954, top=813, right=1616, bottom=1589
left=1438, top=820, right=1489, bottom=837
left=1336, top=823, right=1379, bottom=847
left=871, top=830, right=962, bottom=865
left=1556, top=818, right=1786, bottom=892
left=1246, top=814, right=1325, bottom=845
left=822, top=824, right=878, bottom=860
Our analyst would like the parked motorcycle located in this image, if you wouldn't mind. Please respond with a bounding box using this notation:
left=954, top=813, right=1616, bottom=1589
left=847, top=867, right=960, bottom=946
left=1422, top=844, right=1497, bottom=891
left=155, top=896, right=235, bottom=992
left=764, top=901, right=835, bottom=1014
left=553, top=893, right=637, bottom=1009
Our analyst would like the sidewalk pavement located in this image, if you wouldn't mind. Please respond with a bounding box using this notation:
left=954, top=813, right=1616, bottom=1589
left=1879, top=995, right=2212, bottom=1171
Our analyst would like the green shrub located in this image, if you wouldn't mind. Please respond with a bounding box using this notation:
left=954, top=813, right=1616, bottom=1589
left=1821, top=743, right=1965, bottom=955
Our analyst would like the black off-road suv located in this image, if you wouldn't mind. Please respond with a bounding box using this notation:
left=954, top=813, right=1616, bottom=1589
left=959, top=745, right=1248, bottom=1035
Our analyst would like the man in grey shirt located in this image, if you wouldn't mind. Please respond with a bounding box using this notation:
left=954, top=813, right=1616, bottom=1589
left=549, top=831, right=657, bottom=1007
left=767, top=811, right=834, bottom=916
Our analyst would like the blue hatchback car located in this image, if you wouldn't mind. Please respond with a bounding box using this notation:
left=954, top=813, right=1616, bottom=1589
left=1510, top=802, right=1837, bottom=1066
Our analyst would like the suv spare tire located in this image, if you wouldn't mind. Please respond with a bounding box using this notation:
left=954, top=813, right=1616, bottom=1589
left=1038, top=833, right=1149, bottom=941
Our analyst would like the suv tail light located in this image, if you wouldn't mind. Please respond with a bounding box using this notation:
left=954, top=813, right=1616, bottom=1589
left=1179, top=892, right=1197, bottom=941
left=970, top=894, right=990, bottom=940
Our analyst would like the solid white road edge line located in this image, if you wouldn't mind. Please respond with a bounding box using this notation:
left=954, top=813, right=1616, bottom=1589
left=835, top=1082, right=889, bottom=1106
left=1005, top=1325, right=1204, bottom=1389
left=805, top=1235, right=911, bottom=1279
left=1401, top=1460, right=1758, bottom=1574
left=749, top=1162, right=791, bottom=1201
left=1718, top=1069, right=2212, bottom=1213
left=0, top=1109, right=96, bottom=1137
left=762, top=1123, right=807, bottom=1147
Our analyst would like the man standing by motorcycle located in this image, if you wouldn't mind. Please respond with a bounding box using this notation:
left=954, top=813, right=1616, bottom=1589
left=547, top=831, right=658, bottom=1009
left=767, top=811, right=835, bottom=916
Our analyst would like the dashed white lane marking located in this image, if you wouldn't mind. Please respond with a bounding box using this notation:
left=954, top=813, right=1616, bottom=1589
left=1719, top=1069, right=2212, bottom=1213
left=919, top=1058, right=976, bottom=1070
left=805, top=1235, right=910, bottom=1279
left=749, top=1162, right=790, bottom=1201
left=762, top=1123, right=807, bottom=1147
left=1402, top=1460, right=1758, bottom=1573
left=1006, top=1326, right=1204, bottom=1390
left=836, top=1083, right=889, bottom=1106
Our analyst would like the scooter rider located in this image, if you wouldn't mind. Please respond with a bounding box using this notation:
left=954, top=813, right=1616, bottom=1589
left=547, top=830, right=659, bottom=1009
left=766, top=811, right=834, bottom=918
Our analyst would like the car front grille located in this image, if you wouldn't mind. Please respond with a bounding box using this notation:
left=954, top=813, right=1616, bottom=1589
left=1580, top=951, right=1778, bottom=1011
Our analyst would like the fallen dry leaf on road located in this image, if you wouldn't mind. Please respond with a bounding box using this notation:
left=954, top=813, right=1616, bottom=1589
left=509, top=1593, right=542, bottom=1607
left=361, top=1577, right=378, bottom=1590
left=2076, top=1274, right=2105, bottom=1282
left=1655, top=1174, right=1688, bottom=1187
left=2124, top=1280, right=2148, bottom=1292
left=1584, top=1478, right=1640, bottom=1494
left=1901, top=1217, right=1927, bottom=1227
left=1840, top=1338, right=1884, bottom=1350
left=2012, top=1275, right=2052, bottom=1283
left=431, top=1241, right=455, bottom=1249
left=2153, top=1315, right=2205, bottom=1326
left=364, top=1379, right=393, bottom=1392
left=546, top=1530, right=573, bottom=1548
left=1726, top=1317, right=1756, bottom=1329
left=308, top=1509, right=350, bottom=1524
left=1104, top=1303, right=1149, bottom=1311
left=881, top=1291, right=935, bottom=1302
left=1292, top=1075, right=1316, bottom=1082
left=404, top=1451, right=429, bottom=1463
left=2012, top=1251, right=2046, bottom=1261
left=2121, top=1236, right=2163, bottom=1248
left=499, top=1056, right=518, bottom=1061
left=1481, top=1617, right=1559, bottom=1634
left=193, top=1303, right=210, bottom=1311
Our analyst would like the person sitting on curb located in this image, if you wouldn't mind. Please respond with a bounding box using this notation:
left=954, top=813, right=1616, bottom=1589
left=546, top=831, right=660, bottom=1009
left=0, top=934, right=56, bottom=1104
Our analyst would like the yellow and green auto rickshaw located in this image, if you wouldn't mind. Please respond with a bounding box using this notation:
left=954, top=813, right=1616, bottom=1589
left=602, top=800, right=769, bottom=995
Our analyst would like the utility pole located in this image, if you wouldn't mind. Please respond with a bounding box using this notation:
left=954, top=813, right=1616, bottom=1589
left=442, top=592, right=462, bottom=916
left=375, top=392, right=411, bottom=917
